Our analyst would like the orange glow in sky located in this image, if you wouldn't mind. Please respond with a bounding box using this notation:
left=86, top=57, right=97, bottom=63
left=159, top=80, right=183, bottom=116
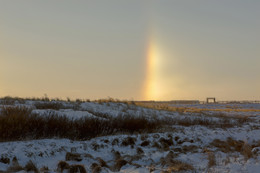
left=143, top=37, right=162, bottom=100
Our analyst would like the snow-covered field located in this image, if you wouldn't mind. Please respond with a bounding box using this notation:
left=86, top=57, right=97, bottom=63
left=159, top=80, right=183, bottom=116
left=0, top=99, right=259, bottom=172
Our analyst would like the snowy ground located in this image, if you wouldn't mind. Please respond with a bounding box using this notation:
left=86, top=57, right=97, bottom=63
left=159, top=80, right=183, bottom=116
left=0, top=99, right=259, bottom=172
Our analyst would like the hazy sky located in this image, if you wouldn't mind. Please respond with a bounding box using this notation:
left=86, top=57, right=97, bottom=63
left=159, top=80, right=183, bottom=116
left=1, top=0, right=259, bottom=101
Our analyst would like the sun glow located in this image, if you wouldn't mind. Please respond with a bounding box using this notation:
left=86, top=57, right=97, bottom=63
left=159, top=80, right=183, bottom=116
left=143, top=37, right=162, bottom=100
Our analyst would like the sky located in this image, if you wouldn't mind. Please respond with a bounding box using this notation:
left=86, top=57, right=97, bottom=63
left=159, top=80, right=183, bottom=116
left=0, top=0, right=259, bottom=101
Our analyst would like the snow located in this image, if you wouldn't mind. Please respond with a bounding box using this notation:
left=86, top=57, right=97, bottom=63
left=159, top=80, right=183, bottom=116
left=0, top=100, right=259, bottom=172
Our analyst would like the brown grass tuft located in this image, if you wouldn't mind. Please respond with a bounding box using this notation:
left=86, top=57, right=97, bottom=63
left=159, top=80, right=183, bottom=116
left=69, top=164, right=87, bottom=173
left=24, top=160, right=39, bottom=173
left=207, top=152, right=216, bottom=168
left=242, top=142, right=253, bottom=160
left=7, top=157, right=24, bottom=172
left=57, top=161, right=70, bottom=172
left=65, top=152, right=82, bottom=162
left=121, top=136, right=136, bottom=147
left=97, top=157, right=108, bottom=168
left=0, top=156, right=10, bottom=164
left=113, top=159, right=127, bottom=171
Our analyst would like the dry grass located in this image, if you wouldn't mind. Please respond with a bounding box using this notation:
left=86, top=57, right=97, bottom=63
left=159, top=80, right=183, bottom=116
left=65, top=152, right=82, bottom=162
left=24, top=160, right=39, bottom=173
left=0, top=156, right=10, bottom=164
left=0, top=98, right=255, bottom=142
left=7, top=157, right=24, bottom=172
left=0, top=106, right=161, bottom=141
left=242, top=142, right=253, bottom=160
left=40, top=166, right=49, bottom=173
left=207, top=152, right=216, bottom=168
left=97, top=157, right=108, bottom=168
left=34, top=101, right=63, bottom=110
left=134, top=102, right=260, bottom=113
left=57, top=161, right=70, bottom=172
left=210, top=137, right=254, bottom=160
left=113, top=159, right=128, bottom=171
left=121, top=136, right=137, bottom=146
left=69, top=164, right=87, bottom=173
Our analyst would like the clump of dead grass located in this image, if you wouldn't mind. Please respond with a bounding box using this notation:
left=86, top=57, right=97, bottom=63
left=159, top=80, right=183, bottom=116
left=207, top=152, right=216, bottom=168
left=121, top=136, right=137, bottom=147
left=7, top=157, right=24, bottom=172
left=24, top=160, right=39, bottom=173
left=65, top=152, right=82, bottom=162
left=210, top=137, right=254, bottom=160
left=69, top=164, right=87, bottom=173
left=57, top=161, right=70, bottom=172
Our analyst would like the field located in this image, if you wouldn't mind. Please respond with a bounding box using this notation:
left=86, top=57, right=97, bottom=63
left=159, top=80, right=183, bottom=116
left=0, top=97, right=259, bottom=173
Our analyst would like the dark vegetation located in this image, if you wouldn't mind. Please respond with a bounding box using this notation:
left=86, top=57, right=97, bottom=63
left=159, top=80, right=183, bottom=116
left=34, top=101, right=63, bottom=110
left=210, top=137, right=256, bottom=160
left=0, top=106, right=160, bottom=141
left=0, top=97, right=249, bottom=141
left=24, top=160, right=39, bottom=173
